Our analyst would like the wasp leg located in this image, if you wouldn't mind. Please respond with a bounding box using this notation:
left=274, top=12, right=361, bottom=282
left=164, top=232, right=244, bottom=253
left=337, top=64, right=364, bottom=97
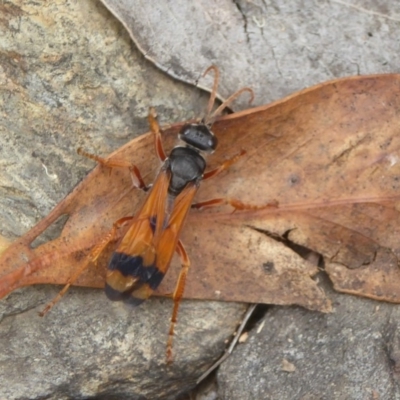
left=197, top=151, right=278, bottom=211
left=39, top=216, right=134, bottom=316
left=192, top=198, right=279, bottom=212
left=203, top=149, right=246, bottom=180
left=148, top=107, right=167, bottom=162
left=166, top=239, right=190, bottom=364
left=77, top=148, right=148, bottom=191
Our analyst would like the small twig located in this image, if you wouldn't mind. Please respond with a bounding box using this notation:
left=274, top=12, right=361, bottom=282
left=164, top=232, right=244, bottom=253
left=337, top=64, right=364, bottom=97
left=196, top=303, right=257, bottom=384
left=331, top=0, right=400, bottom=22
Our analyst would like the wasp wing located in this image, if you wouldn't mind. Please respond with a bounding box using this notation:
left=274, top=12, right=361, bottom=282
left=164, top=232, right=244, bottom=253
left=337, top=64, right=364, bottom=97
left=105, top=169, right=170, bottom=304
left=105, top=169, right=198, bottom=305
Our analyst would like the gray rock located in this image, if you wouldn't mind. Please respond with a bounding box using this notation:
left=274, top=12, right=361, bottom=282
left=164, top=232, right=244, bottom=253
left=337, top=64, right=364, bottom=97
left=102, top=0, right=400, bottom=107
left=218, top=279, right=400, bottom=400
left=1, top=286, right=246, bottom=399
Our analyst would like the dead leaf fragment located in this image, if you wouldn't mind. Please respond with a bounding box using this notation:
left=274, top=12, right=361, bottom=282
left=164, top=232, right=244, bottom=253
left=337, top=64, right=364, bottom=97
left=281, top=358, right=296, bottom=373
left=1, top=74, right=400, bottom=310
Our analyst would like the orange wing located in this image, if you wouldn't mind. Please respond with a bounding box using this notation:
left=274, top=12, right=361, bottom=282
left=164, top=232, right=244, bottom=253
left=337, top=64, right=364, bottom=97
left=105, top=168, right=198, bottom=305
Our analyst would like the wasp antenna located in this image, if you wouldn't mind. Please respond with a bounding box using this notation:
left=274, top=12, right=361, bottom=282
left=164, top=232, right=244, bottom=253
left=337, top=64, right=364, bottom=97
left=203, top=65, right=220, bottom=124
left=210, top=87, right=254, bottom=121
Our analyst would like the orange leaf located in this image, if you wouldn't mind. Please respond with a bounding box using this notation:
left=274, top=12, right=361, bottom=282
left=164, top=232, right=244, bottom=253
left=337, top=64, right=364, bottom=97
left=2, top=74, right=399, bottom=312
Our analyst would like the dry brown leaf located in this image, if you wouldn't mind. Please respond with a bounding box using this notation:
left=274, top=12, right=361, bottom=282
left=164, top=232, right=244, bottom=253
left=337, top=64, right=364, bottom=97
left=1, top=74, right=399, bottom=312
left=0, top=235, right=11, bottom=256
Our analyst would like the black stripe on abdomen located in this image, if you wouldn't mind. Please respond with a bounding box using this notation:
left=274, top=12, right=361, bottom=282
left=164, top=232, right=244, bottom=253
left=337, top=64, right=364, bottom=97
left=104, top=284, right=147, bottom=306
left=105, top=252, right=165, bottom=303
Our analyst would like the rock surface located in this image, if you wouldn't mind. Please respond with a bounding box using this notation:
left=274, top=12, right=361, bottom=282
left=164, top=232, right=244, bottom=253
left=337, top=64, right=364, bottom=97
left=218, top=280, right=400, bottom=400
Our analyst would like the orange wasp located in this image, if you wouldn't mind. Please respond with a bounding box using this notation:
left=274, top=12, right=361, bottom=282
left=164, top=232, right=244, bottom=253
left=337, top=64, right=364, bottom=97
left=41, top=66, right=271, bottom=362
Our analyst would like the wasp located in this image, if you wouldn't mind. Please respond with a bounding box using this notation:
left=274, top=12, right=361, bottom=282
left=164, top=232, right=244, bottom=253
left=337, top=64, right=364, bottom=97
left=40, top=66, right=275, bottom=362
